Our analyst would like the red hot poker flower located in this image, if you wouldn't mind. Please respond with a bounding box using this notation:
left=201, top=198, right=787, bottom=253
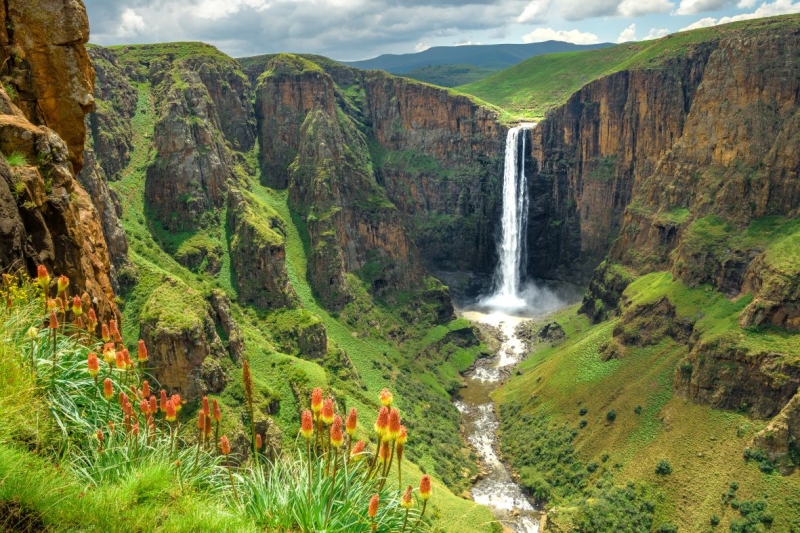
left=350, top=440, right=365, bottom=459
left=160, top=390, right=168, bottom=413
left=374, top=406, right=389, bottom=437
left=142, top=380, right=150, bottom=399
left=103, top=378, right=113, bottom=401
left=37, top=265, right=50, bottom=290
left=87, top=352, right=99, bottom=377
left=256, top=433, right=263, bottom=450
left=300, top=410, right=314, bottom=440
left=197, top=410, right=205, bottom=430
left=202, top=396, right=210, bottom=418
left=388, top=409, right=401, bottom=441
left=72, top=296, right=83, bottom=316
left=400, top=485, right=413, bottom=509
left=321, top=398, right=335, bottom=425
left=149, top=395, right=157, bottom=415
left=368, top=494, right=379, bottom=519
left=346, top=408, right=357, bottom=436
left=171, top=394, right=182, bottom=412
left=57, top=275, right=69, bottom=295
left=379, top=388, right=393, bottom=407
left=220, top=435, right=231, bottom=455
left=330, top=415, right=344, bottom=448
left=311, top=387, right=323, bottom=414
left=419, top=475, right=432, bottom=500
left=101, top=324, right=110, bottom=343
left=137, top=340, right=148, bottom=362
left=212, top=399, right=221, bottom=422
left=379, top=441, right=391, bottom=462
left=165, top=400, right=177, bottom=422
left=48, top=310, right=59, bottom=330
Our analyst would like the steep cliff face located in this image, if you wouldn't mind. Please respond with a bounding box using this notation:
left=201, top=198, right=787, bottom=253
left=0, top=0, right=95, bottom=173
left=255, top=54, right=433, bottom=309
left=0, top=0, right=117, bottom=320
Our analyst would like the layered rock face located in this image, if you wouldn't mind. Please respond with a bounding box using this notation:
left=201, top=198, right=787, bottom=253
left=0, top=0, right=95, bottom=173
left=255, top=55, right=432, bottom=308
left=0, top=0, right=117, bottom=320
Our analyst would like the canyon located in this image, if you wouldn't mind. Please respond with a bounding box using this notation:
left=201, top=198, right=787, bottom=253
left=0, top=1, right=799, bottom=530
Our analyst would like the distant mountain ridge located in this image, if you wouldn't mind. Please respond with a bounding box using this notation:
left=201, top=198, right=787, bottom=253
left=340, top=41, right=614, bottom=74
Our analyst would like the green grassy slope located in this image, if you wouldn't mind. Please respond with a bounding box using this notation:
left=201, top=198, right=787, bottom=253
left=101, top=50, right=496, bottom=531
left=457, top=14, right=800, bottom=120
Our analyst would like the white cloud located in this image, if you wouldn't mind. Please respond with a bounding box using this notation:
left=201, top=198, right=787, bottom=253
left=522, top=27, right=600, bottom=44
left=195, top=0, right=270, bottom=20
left=617, top=23, right=637, bottom=42
left=644, top=27, right=671, bottom=39
left=737, top=0, right=758, bottom=6
left=116, top=8, right=145, bottom=38
left=415, top=42, right=430, bottom=52
left=619, top=0, right=674, bottom=16
left=680, top=0, right=800, bottom=31
left=517, top=0, right=552, bottom=23
left=676, top=0, right=735, bottom=14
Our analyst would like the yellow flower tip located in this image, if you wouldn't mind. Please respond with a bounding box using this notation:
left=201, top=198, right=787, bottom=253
left=346, top=407, right=357, bottom=436
left=56, top=275, right=69, bottom=294
left=401, top=485, right=413, bottom=509
left=331, top=415, right=344, bottom=448
left=87, top=352, right=99, bottom=377
left=102, top=342, right=115, bottom=364
left=388, top=408, right=401, bottom=441
left=36, top=265, right=50, bottom=290
left=396, top=425, right=408, bottom=445
left=137, top=339, right=148, bottom=362
left=170, top=394, right=182, bottom=412
left=311, top=387, right=323, bottom=413
left=379, top=388, right=393, bottom=407
left=102, top=378, right=113, bottom=401
left=26, top=326, right=38, bottom=340
left=115, top=350, right=125, bottom=369
left=300, top=409, right=314, bottom=440
left=165, top=399, right=177, bottom=422
left=220, top=435, right=231, bottom=455
left=71, top=295, right=82, bottom=316
left=374, top=406, right=389, bottom=437
left=419, top=475, right=432, bottom=501
left=321, top=398, right=335, bottom=425
left=101, top=324, right=110, bottom=343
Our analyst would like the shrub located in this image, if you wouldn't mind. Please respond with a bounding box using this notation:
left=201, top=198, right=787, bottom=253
left=5, top=151, right=27, bottom=167
left=657, top=523, right=678, bottom=533
left=634, top=405, right=642, bottom=415
left=710, top=514, right=720, bottom=526
left=606, top=410, right=617, bottom=422
left=586, top=462, right=599, bottom=473
left=579, top=420, right=587, bottom=428
left=655, top=459, right=672, bottom=475
left=579, top=407, right=588, bottom=416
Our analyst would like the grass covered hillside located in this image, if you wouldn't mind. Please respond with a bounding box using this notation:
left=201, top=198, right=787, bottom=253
left=75, top=42, right=500, bottom=532
left=457, top=14, right=800, bottom=120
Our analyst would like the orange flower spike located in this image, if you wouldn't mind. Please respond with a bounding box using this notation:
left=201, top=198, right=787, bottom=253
left=140, top=398, right=150, bottom=415
left=87, top=352, right=99, bottom=377
left=71, top=295, right=83, bottom=317
left=202, top=396, right=210, bottom=418
left=165, top=399, right=177, bottom=422
left=36, top=265, right=50, bottom=291
left=220, top=435, right=231, bottom=455
left=160, top=390, right=168, bottom=413
left=388, top=409, right=401, bottom=441
left=321, top=398, right=335, bottom=425
left=212, top=398, right=221, bottom=422
left=103, top=378, right=113, bottom=401
left=330, top=415, right=344, bottom=448
left=96, top=428, right=104, bottom=443
left=379, top=388, right=393, bottom=407
left=101, top=324, right=110, bottom=343
left=132, top=422, right=140, bottom=437
left=137, top=340, right=148, bottom=362
left=350, top=440, right=365, bottom=459
left=256, top=433, right=263, bottom=451
left=46, top=298, right=57, bottom=312
left=397, top=425, right=408, bottom=445
left=48, top=310, right=59, bottom=330
left=122, top=349, right=133, bottom=370
left=115, top=349, right=126, bottom=369
left=204, top=414, right=212, bottom=437
left=142, top=380, right=150, bottom=399
left=400, top=485, right=413, bottom=509
left=374, top=406, right=389, bottom=437
left=346, top=408, right=357, bottom=436
left=149, top=395, right=157, bottom=415
left=300, top=410, right=314, bottom=440
left=368, top=494, right=379, bottom=519
left=102, top=343, right=115, bottom=364
left=197, top=410, right=205, bottom=431
left=311, top=387, right=323, bottom=414
left=109, top=319, right=119, bottom=337
left=57, top=275, right=69, bottom=295
left=171, top=394, right=182, bottom=412
left=55, top=297, right=65, bottom=312
left=419, top=475, right=432, bottom=500
left=87, top=308, right=98, bottom=332
left=379, top=440, right=391, bottom=462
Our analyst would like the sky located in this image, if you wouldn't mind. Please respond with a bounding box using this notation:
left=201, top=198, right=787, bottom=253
left=84, top=0, right=800, bottom=61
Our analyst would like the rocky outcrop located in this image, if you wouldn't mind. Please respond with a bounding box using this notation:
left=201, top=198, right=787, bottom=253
left=208, top=289, right=245, bottom=360
left=139, top=279, right=229, bottom=399
left=0, top=0, right=95, bottom=173
left=0, top=0, right=117, bottom=320
left=144, top=65, right=231, bottom=232
left=227, top=188, right=297, bottom=309
left=751, top=391, right=800, bottom=473
left=738, top=253, right=800, bottom=332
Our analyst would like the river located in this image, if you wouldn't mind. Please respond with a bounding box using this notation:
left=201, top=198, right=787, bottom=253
left=455, top=307, right=541, bottom=533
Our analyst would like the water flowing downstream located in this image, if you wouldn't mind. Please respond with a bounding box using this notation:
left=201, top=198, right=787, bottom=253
left=455, top=125, right=543, bottom=532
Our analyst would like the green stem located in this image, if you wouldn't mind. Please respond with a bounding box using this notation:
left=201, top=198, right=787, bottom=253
left=323, top=448, right=338, bottom=528
left=413, top=500, right=428, bottom=531
left=401, top=507, right=410, bottom=533
left=226, top=456, right=241, bottom=505
left=306, top=438, right=312, bottom=506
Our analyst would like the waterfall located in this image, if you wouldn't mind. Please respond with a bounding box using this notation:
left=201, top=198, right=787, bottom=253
left=483, top=125, right=534, bottom=310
